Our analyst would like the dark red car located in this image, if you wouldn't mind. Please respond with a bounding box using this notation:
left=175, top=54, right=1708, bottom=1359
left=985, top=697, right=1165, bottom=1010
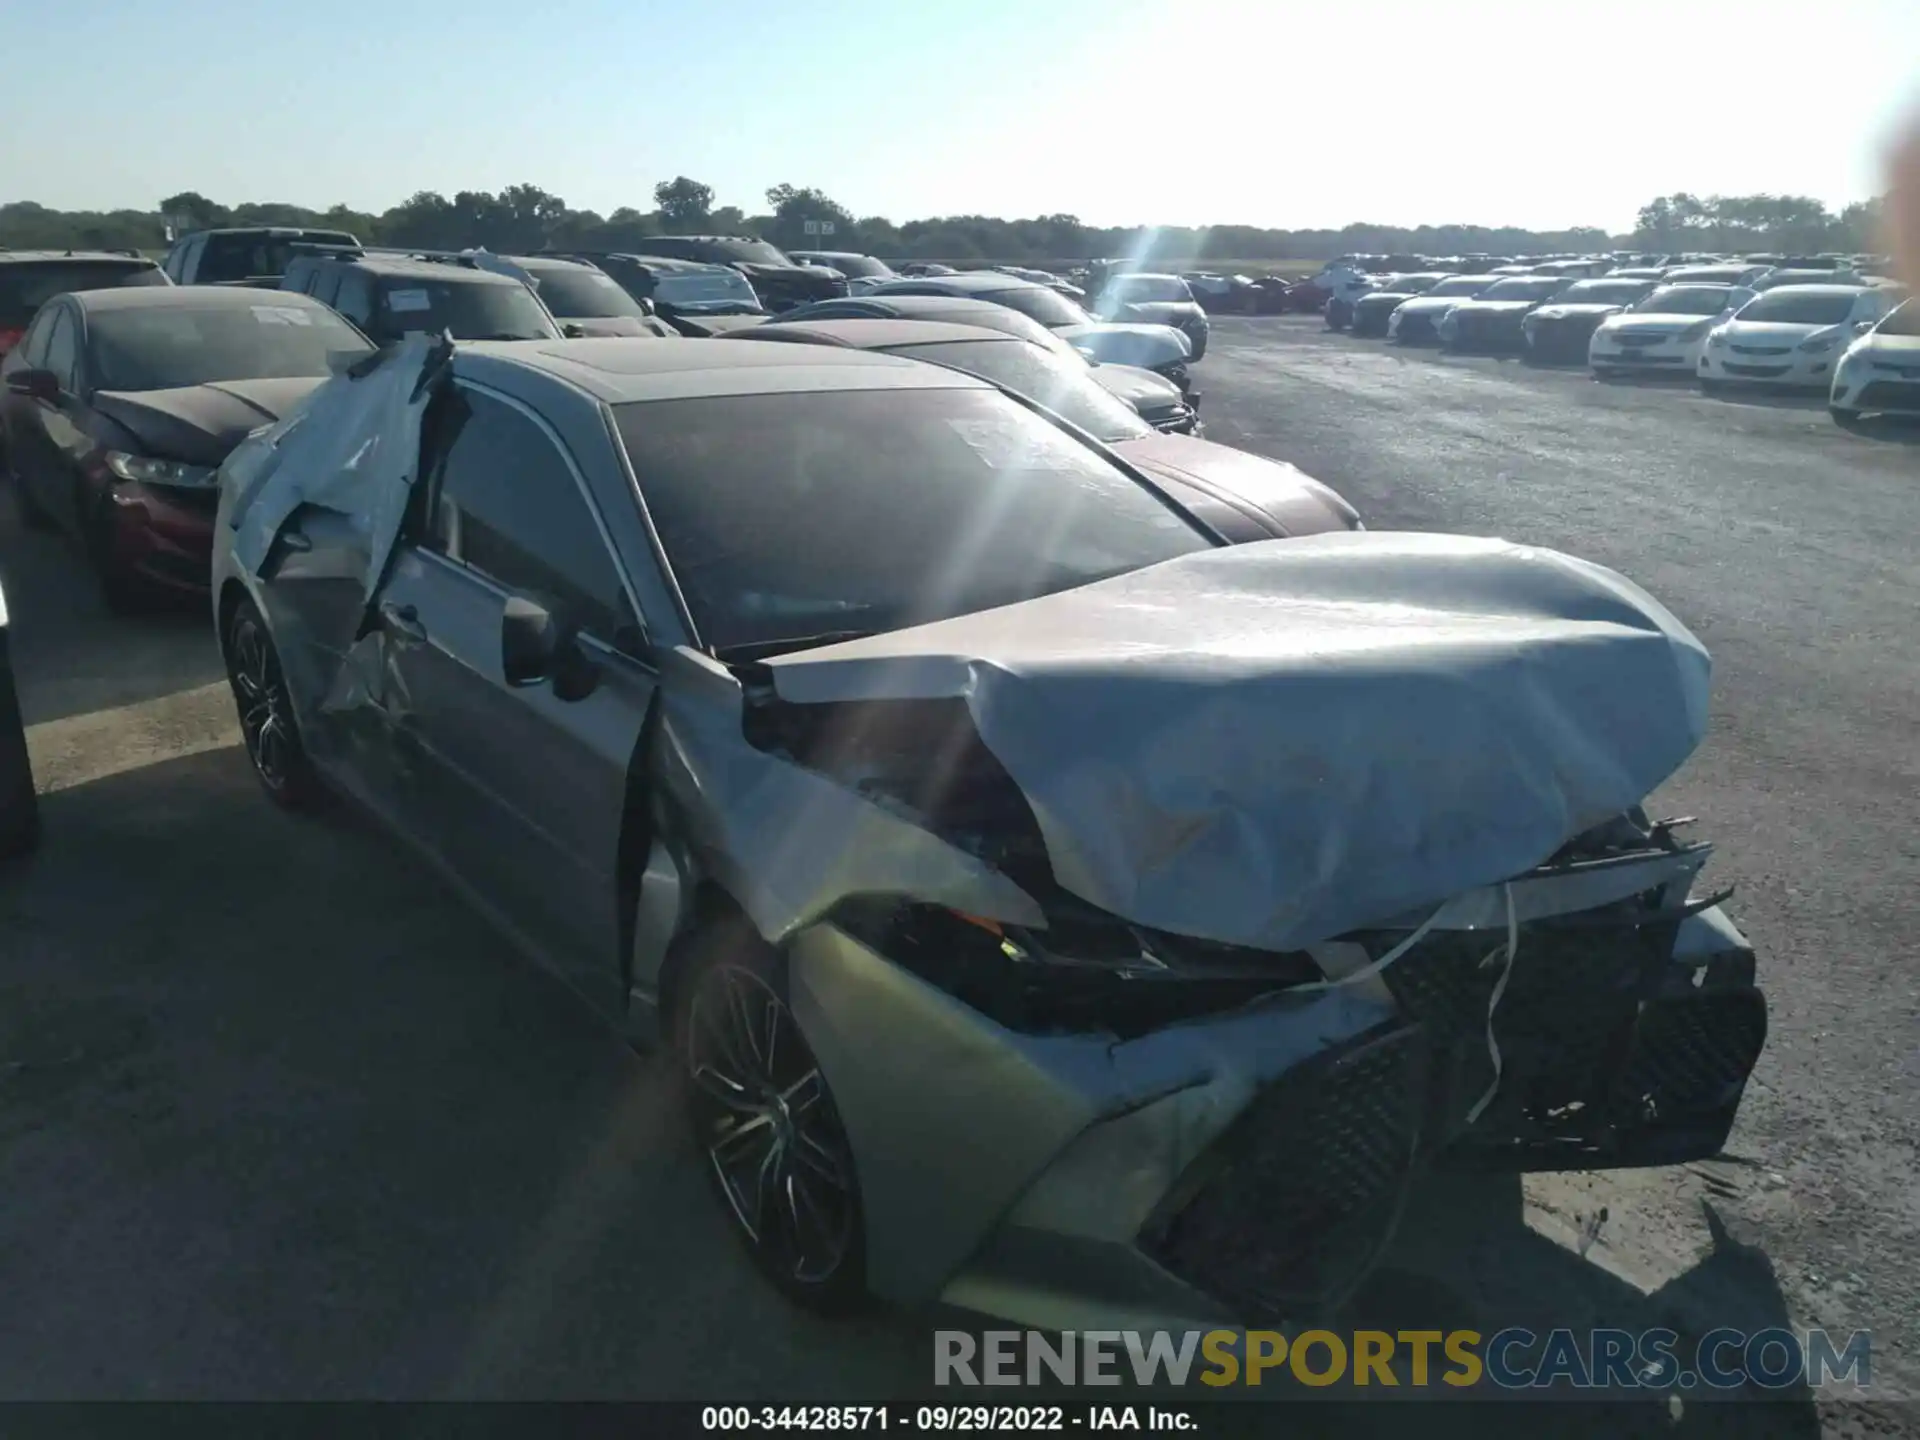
left=1, top=286, right=371, bottom=609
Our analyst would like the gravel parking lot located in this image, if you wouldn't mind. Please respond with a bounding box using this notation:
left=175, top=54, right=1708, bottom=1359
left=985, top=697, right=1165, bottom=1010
left=1, top=317, right=1915, bottom=1431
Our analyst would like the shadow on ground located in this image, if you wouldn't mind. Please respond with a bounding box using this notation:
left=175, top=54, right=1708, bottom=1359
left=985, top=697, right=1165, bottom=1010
left=0, top=749, right=1834, bottom=1427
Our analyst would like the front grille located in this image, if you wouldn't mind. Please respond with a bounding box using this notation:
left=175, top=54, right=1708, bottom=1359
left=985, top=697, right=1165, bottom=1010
left=1724, top=362, right=1791, bottom=378
left=1143, top=1025, right=1422, bottom=1319
left=1730, top=343, right=1790, bottom=356
left=1611, top=329, right=1672, bottom=345
left=1613, top=992, right=1768, bottom=1124
left=1393, top=312, right=1437, bottom=340
left=1859, top=380, right=1920, bottom=409
left=1527, top=321, right=1597, bottom=359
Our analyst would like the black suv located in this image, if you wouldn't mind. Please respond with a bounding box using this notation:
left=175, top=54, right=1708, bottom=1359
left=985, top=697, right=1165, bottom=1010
left=621, top=235, right=845, bottom=311
left=279, top=250, right=561, bottom=343
left=162, top=226, right=361, bottom=288
left=1, top=250, right=168, bottom=358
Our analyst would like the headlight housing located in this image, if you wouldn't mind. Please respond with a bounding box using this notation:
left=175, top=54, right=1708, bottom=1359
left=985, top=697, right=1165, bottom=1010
left=103, top=451, right=217, bottom=489
left=1796, top=333, right=1841, bottom=354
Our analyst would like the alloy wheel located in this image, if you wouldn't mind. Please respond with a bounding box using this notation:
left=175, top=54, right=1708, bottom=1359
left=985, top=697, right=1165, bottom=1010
left=683, top=962, right=858, bottom=1288
left=228, top=616, right=296, bottom=793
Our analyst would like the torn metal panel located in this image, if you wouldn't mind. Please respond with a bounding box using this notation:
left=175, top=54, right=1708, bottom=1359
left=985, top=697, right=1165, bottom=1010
left=650, top=645, right=1043, bottom=944
left=228, top=335, right=452, bottom=624
left=787, top=916, right=1394, bottom=1303
left=763, top=532, right=1713, bottom=952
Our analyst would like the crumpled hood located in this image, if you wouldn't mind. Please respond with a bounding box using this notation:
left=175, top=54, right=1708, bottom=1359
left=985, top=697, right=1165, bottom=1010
left=1056, top=321, right=1191, bottom=368
left=761, top=532, right=1710, bottom=951
left=1112, top=433, right=1358, bottom=539
left=92, top=377, right=327, bottom=467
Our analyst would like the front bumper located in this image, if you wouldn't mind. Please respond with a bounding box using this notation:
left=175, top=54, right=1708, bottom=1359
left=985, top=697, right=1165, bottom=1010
left=1349, top=301, right=1402, bottom=337
left=104, top=481, right=218, bottom=593
left=1698, top=343, right=1840, bottom=388
left=1830, top=366, right=1920, bottom=416
left=1443, top=314, right=1528, bottom=352
left=1388, top=308, right=1444, bottom=344
left=1590, top=329, right=1702, bottom=373
left=1523, top=317, right=1606, bottom=364
left=791, top=868, right=1766, bottom=1329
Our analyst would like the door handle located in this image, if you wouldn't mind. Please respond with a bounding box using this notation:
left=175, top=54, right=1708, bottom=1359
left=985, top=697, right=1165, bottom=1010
left=379, top=600, right=428, bottom=641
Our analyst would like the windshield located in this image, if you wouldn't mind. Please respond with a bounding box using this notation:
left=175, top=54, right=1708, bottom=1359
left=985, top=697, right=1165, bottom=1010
left=1556, top=280, right=1656, bottom=305
left=701, top=237, right=792, bottom=267
left=616, top=388, right=1208, bottom=656
left=1634, top=286, right=1739, bottom=316
left=1427, top=276, right=1494, bottom=298
left=88, top=300, right=372, bottom=390
left=0, top=260, right=167, bottom=328
left=524, top=265, right=647, bottom=319
left=987, top=285, right=1094, bottom=327
left=884, top=339, right=1152, bottom=444
left=1736, top=291, right=1858, bottom=325
left=1108, top=276, right=1191, bottom=303
left=801, top=253, right=891, bottom=278
left=373, top=278, right=557, bottom=341
left=1873, top=299, right=1920, bottom=336
left=196, top=231, right=357, bottom=283
left=652, top=268, right=762, bottom=310
left=1482, top=277, right=1565, bottom=301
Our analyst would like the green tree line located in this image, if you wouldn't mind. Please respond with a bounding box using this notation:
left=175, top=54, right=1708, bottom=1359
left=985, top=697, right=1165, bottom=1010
left=0, top=179, right=1885, bottom=266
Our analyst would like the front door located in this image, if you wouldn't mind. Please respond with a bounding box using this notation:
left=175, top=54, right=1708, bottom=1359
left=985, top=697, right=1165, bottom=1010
left=370, top=384, right=654, bottom=1018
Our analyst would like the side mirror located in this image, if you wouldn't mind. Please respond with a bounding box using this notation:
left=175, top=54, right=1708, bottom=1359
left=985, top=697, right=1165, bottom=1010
left=5, top=368, right=59, bottom=402
left=1854, top=320, right=1875, bottom=337
left=561, top=322, right=588, bottom=338
left=501, top=594, right=601, bottom=701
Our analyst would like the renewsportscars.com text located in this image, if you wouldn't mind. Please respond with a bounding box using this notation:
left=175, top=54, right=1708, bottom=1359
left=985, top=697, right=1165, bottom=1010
left=935, top=1328, right=1871, bottom=1392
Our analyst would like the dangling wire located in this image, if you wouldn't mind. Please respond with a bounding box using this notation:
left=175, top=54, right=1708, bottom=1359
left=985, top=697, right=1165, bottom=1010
left=1465, top=882, right=1520, bottom=1125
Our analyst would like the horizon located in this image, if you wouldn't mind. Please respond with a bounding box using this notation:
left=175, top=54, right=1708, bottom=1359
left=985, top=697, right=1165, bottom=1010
left=6, top=0, right=1918, bottom=234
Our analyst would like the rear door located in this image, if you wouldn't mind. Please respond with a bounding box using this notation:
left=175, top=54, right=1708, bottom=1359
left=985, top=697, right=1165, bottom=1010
left=370, top=383, right=655, bottom=1016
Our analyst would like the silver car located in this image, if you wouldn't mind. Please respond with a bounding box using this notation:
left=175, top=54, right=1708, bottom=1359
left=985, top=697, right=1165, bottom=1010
left=210, top=336, right=1766, bottom=1328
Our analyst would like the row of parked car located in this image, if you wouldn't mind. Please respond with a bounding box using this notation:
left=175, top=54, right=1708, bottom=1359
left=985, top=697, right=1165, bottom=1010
left=1315, top=251, right=1916, bottom=426
left=0, top=227, right=1354, bottom=616
left=0, top=226, right=1770, bottom=1336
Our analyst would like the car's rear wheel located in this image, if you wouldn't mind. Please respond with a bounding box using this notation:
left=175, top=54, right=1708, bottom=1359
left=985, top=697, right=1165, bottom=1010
left=223, top=596, right=319, bottom=809
left=673, top=916, right=868, bottom=1314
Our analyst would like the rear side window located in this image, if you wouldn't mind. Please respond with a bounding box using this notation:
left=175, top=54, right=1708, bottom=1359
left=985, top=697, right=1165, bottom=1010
left=0, top=260, right=163, bottom=328
left=370, top=277, right=556, bottom=342
left=423, top=388, right=636, bottom=643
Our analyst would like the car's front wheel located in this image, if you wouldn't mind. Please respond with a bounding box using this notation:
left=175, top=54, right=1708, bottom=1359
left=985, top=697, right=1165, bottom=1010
left=673, top=916, right=868, bottom=1314
left=1830, top=405, right=1863, bottom=428
left=223, top=596, right=320, bottom=809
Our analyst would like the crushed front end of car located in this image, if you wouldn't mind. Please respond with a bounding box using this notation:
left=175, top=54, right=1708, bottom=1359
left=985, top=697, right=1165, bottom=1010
left=644, top=532, right=1765, bottom=1329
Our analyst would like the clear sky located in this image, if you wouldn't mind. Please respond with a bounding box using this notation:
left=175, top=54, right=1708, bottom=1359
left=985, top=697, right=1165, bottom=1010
left=8, top=0, right=1919, bottom=233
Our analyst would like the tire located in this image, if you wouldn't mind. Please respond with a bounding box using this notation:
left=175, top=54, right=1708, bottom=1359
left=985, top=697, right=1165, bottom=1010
left=0, top=621, right=38, bottom=862
left=222, top=595, right=321, bottom=810
left=1830, top=406, right=1863, bottom=428
left=5, top=452, right=53, bottom=532
left=672, top=914, right=869, bottom=1314
left=1592, top=366, right=1617, bottom=381
left=1700, top=378, right=1724, bottom=397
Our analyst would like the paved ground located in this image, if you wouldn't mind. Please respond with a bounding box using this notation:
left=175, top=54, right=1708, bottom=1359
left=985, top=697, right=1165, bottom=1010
left=0, top=319, right=1914, bottom=1432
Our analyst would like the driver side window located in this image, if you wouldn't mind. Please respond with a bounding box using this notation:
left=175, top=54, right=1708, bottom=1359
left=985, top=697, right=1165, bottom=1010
left=41, top=310, right=79, bottom=392
left=421, top=387, right=640, bottom=648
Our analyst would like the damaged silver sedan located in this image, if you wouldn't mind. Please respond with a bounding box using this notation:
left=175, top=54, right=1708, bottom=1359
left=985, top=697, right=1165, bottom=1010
left=209, top=335, right=1767, bottom=1327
